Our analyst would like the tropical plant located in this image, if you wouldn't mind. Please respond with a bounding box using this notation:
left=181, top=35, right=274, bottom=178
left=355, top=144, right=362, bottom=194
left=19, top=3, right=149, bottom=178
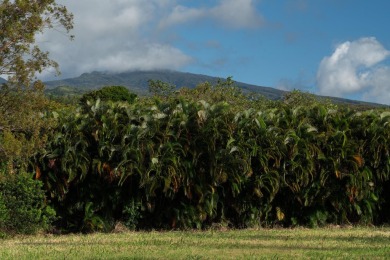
left=33, top=80, right=390, bottom=232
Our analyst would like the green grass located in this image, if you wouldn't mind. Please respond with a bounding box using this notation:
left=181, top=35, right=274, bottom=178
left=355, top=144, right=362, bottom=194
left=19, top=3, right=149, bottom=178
left=1, top=227, right=390, bottom=259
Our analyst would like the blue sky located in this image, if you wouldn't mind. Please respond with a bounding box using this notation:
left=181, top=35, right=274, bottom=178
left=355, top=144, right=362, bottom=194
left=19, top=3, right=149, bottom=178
left=39, top=0, right=390, bottom=104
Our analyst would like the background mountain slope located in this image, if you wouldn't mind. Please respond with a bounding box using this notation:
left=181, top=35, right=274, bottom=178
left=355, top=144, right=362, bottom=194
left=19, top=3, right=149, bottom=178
left=43, top=70, right=387, bottom=107
left=44, top=70, right=285, bottom=100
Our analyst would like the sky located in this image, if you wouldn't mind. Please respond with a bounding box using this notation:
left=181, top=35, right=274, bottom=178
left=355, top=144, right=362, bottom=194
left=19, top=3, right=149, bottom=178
left=37, top=0, right=390, bottom=104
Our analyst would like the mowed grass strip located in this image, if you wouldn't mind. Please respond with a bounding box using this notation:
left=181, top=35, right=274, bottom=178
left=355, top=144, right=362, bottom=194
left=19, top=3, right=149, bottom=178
left=1, top=227, right=390, bottom=259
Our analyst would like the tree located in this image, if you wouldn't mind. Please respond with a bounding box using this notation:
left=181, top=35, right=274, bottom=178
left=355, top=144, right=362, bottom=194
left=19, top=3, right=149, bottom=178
left=0, top=0, right=73, bottom=86
left=80, top=86, right=138, bottom=105
left=148, top=79, right=176, bottom=98
left=0, top=82, right=58, bottom=170
left=0, top=0, right=73, bottom=170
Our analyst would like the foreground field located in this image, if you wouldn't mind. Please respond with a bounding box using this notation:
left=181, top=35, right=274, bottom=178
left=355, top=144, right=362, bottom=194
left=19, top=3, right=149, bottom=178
left=1, top=227, right=390, bottom=259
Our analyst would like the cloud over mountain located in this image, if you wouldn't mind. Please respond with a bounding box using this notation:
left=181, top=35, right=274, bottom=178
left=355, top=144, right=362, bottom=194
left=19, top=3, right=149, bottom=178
left=37, top=0, right=263, bottom=80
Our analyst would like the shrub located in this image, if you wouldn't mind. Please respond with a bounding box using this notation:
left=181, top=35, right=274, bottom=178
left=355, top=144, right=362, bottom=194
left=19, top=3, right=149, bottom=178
left=0, top=171, right=56, bottom=235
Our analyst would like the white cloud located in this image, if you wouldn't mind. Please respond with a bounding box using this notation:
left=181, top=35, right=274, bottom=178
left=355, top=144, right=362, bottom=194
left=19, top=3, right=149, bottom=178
left=361, top=66, right=390, bottom=104
left=85, top=43, right=192, bottom=72
left=159, top=5, right=206, bottom=28
left=211, top=0, right=264, bottom=29
left=36, top=0, right=191, bottom=80
left=159, top=0, right=264, bottom=29
left=35, top=0, right=263, bottom=81
left=316, top=37, right=390, bottom=104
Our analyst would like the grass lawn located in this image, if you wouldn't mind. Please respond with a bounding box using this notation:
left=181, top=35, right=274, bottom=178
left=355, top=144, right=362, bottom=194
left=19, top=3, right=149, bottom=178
left=1, top=227, right=389, bottom=259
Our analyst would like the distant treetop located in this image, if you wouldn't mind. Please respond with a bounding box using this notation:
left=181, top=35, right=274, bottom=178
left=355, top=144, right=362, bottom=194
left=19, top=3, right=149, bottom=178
left=80, top=85, right=137, bottom=104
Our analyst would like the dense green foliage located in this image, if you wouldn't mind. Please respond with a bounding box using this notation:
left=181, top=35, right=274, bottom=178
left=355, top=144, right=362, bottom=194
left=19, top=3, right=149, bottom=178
left=0, top=171, right=55, bottom=236
left=31, top=81, right=390, bottom=232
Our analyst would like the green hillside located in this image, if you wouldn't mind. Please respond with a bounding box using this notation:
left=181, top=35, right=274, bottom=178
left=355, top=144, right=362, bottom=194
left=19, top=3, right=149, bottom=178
left=43, top=70, right=387, bottom=107
left=44, top=70, right=285, bottom=100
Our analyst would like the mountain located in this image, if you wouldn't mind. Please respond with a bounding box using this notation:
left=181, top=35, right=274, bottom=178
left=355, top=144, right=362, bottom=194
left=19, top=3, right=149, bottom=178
left=44, top=85, right=88, bottom=97
left=44, top=70, right=285, bottom=100
left=0, top=77, right=7, bottom=85
left=44, top=70, right=386, bottom=107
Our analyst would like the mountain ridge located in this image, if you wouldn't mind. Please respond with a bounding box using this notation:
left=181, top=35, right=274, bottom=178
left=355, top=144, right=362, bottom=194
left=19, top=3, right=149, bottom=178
left=44, top=70, right=286, bottom=100
left=7, top=70, right=383, bottom=107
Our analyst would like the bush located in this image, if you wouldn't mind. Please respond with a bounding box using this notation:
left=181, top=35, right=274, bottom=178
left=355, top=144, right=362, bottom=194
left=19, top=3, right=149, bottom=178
left=0, top=171, right=56, bottom=235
